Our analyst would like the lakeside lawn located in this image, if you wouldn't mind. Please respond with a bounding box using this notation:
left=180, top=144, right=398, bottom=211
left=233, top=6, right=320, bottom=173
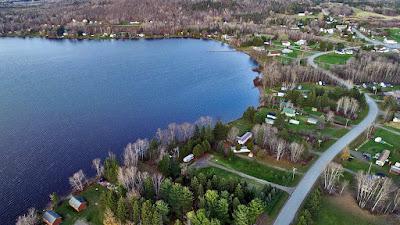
left=358, top=128, right=400, bottom=162
left=316, top=53, right=352, bottom=65
left=211, top=154, right=300, bottom=186
left=54, top=184, right=106, bottom=225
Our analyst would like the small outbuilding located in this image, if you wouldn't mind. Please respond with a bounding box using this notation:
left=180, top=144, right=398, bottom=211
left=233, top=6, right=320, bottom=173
left=376, top=150, right=390, bottom=167
left=282, top=41, right=291, bottom=47
left=307, top=117, right=319, bottom=125
left=289, top=119, right=300, bottom=125
left=43, top=210, right=62, bottom=225
left=69, top=196, right=87, bottom=212
left=390, top=162, right=400, bottom=175
left=283, top=107, right=296, bottom=117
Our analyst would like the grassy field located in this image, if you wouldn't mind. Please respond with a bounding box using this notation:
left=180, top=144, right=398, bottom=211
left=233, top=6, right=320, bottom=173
left=212, top=154, right=299, bottom=186
left=55, top=184, right=106, bottom=225
left=195, top=166, right=263, bottom=188
left=316, top=53, right=352, bottom=65
left=358, top=128, right=400, bottom=162
left=315, top=195, right=389, bottom=225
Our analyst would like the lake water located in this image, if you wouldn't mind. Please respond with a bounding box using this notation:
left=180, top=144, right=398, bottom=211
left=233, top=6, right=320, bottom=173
left=0, top=37, right=258, bottom=224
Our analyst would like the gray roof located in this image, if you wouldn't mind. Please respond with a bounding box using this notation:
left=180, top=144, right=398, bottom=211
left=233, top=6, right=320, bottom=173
left=69, top=196, right=86, bottom=210
left=43, top=210, right=61, bottom=223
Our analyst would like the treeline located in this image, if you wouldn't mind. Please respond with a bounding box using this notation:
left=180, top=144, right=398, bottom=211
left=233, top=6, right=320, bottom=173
left=100, top=159, right=283, bottom=224
left=261, top=62, right=330, bottom=88
left=332, top=51, right=400, bottom=84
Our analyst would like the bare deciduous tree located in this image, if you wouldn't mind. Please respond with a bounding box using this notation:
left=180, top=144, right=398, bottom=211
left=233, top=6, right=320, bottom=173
left=323, top=162, right=343, bottom=194
left=16, top=208, right=39, bottom=225
left=152, top=173, right=164, bottom=198
left=92, top=158, right=104, bottom=178
left=69, top=169, right=86, bottom=191
left=289, top=142, right=305, bottom=163
left=227, top=126, right=240, bottom=143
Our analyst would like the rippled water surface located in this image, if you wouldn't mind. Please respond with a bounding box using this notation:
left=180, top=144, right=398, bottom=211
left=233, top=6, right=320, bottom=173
left=0, top=38, right=258, bottom=224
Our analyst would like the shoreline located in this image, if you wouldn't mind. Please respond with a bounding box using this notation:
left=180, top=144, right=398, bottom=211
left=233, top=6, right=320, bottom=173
left=3, top=35, right=262, bottom=222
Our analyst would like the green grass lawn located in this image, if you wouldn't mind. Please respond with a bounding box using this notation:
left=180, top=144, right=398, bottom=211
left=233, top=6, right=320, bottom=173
left=358, top=128, right=400, bottom=162
left=229, top=118, right=253, bottom=135
left=316, top=53, right=352, bottom=65
left=212, top=154, right=299, bottom=186
left=194, top=166, right=263, bottom=188
left=315, top=196, right=383, bottom=225
left=385, top=28, right=400, bottom=42
left=54, top=184, right=106, bottom=225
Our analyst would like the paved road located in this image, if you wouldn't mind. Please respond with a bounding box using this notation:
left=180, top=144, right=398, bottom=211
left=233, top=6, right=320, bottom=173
left=352, top=28, right=400, bottom=49
left=273, top=52, right=379, bottom=225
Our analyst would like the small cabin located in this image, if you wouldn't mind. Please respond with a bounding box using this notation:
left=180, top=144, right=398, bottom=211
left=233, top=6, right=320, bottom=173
left=43, top=210, right=62, bottom=225
left=376, top=150, right=390, bottom=167
left=69, top=196, right=87, bottom=212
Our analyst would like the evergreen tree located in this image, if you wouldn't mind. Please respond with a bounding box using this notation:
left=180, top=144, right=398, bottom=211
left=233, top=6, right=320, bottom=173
left=141, top=200, right=154, bottom=225
left=215, top=198, right=229, bottom=223
left=144, top=176, right=156, bottom=200
left=232, top=197, right=241, bottom=211
left=131, top=199, right=141, bottom=224
left=158, top=155, right=171, bottom=177
left=187, top=209, right=221, bottom=225
left=155, top=200, right=169, bottom=223
left=104, top=154, right=119, bottom=183
left=233, top=205, right=249, bottom=225
left=213, top=121, right=229, bottom=141
left=116, top=197, right=127, bottom=222
left=152, top=210, right=163, bottom=225
left=234, top=184, right=244, bottom=202
left=248, top=198, right=265, bottom=224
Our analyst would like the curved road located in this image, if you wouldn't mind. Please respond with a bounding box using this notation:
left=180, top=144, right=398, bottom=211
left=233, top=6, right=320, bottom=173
left=352, top=28, right=400, bottom=49
left=273, top=51, right=379, bottom=225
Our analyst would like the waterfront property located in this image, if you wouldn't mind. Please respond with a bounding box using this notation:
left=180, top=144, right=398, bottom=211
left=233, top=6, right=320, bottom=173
left=68, top=196, right=87, bottom=212
left=0, top=38, right=258, bottom=224
left=43, top=210, right=62, bottom=225
left=237, top=132, right=253, bottom=145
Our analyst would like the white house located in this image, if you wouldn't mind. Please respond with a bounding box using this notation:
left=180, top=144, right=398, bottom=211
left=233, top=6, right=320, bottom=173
left=307, top=117, right=319, bottom=125
left=393, top=112, right=400, bottom=123
left=289, top=119, right=300, bottom=125
left=345, top=49, right=353, bottom=55
left=376, top=150, right=390, bottom=167
left=265, top=118, right=275, bottom=125
left=282, top=48, right=293, bottom=54
left=295, top=39, right=306, bottom=45
left=282, top=41, right=291, bottom=47
left=237, top=132, right=253, bottom=145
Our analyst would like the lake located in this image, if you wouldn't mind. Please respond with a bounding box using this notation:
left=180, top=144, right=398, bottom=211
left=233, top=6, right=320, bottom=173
left=0, top=37, right=258, bottom=223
